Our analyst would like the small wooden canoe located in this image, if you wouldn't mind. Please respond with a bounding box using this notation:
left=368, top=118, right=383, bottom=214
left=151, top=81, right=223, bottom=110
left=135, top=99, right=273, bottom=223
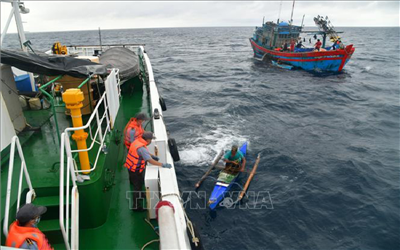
left=208, top=142, right=247, bottom=210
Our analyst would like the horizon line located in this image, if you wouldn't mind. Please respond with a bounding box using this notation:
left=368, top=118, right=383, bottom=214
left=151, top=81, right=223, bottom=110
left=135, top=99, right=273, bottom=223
left=5, top=25, right=400, bottom=34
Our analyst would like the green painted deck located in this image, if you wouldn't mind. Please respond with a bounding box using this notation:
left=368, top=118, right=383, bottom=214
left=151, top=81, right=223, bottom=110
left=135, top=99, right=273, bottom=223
left=1, top=76, right=159, bottom=249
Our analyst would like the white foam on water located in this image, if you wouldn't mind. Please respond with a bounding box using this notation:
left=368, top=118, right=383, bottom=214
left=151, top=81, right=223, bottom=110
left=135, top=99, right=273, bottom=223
left=364, top=66, right=372, bottom=71
left=179, top=125, right=248, bottom=166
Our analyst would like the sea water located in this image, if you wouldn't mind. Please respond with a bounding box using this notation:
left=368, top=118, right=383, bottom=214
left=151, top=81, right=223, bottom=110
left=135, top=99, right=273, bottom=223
left=3, top=26, right=400, bottom=250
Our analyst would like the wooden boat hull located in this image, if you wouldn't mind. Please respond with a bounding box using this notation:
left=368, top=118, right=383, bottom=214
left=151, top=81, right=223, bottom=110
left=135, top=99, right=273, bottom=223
left=208, top=142, right=247, bottom=210
left=250, top=38, right=355, bottom=72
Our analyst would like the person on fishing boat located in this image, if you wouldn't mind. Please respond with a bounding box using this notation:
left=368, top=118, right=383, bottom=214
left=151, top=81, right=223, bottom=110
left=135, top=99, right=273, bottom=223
left=223, top=145, right=246, bottom=173
left=296, top=41, right=304, bottom=49
left=337, top=38, right=344, bottom=49
left=123, top=112, right=149, bottom=149
left=290, top=39, right=295, bottom=52
left=6, top=203, right=53, bottom=249
left=281, top=41, right=288, bottom=52
left=314, top=39, right=322, bottom=51
left=125, top=131, right=172, bottom=211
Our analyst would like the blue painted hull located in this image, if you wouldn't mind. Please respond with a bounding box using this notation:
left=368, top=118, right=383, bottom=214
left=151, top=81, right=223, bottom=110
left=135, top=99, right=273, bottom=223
left=208, top=142, right=248, bottom=210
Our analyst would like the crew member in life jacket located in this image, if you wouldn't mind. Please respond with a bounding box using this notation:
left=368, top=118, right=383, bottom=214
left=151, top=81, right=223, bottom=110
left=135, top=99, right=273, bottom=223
left=222, top=145, right=246, bottom=174
left=125, top=131, right=172, bottom=211
left=6, top=203, right=53, bottom=249
left=123, top=113, right=149, bottom=150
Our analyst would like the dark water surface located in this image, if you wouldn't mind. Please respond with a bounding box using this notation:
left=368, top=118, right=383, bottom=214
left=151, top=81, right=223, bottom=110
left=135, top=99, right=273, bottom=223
left=3, top=27, right=400, bottom=250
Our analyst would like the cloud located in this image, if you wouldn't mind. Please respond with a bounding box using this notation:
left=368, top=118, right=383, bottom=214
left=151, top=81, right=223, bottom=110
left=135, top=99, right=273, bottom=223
left=1, top=1, right=398, bottom=33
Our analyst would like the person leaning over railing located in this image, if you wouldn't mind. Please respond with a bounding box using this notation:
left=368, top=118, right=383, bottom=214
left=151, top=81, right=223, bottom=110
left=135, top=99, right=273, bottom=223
left=6, top=204, right=53, bottom=250
left=124, top=131, right=172, bottom=211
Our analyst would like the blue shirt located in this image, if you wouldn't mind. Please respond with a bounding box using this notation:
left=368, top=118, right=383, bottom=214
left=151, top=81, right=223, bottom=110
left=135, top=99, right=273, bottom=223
left=137, top=147, right=151, bottom=161
left=224, top=150, right=244, bottom=163
left=129, top=128, right=136, bottom=143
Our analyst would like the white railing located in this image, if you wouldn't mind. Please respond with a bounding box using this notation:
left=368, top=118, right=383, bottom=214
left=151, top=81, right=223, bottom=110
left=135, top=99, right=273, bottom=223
left=64, top=68, right=120, bottom=174
left=59, top=133, right=79, bottom=250
left=59, top=68, right=120, bottom=249
left=66, top=45, right=143, bottom=57
left=3, top=136, right=35, bottom=237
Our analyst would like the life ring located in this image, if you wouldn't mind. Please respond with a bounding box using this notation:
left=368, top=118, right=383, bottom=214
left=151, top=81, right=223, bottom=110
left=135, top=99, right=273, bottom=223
left=159, top=96, right=167, bottom=111
left=168, top=138, right=180, bottom=161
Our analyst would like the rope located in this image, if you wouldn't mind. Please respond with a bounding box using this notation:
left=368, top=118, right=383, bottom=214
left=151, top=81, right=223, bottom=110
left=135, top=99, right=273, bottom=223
left=183, top=207, right=200, bottom=247
left=144, top=218, right=159, bottom=236
left=160, top=193, right=200, bottom=247
left=141, top=239, right=159, bottom=250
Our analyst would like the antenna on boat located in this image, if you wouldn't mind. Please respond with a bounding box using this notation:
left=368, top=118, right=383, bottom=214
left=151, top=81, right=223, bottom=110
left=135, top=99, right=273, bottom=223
left=277, top=0, right=283, bottom=23
left=301, top=14, right=305, bottom=27
left=98, top=27, right=103, bottom=52
left=262, top=16, right=265, bottom=26
left=290, top=0, right=296, bottom=25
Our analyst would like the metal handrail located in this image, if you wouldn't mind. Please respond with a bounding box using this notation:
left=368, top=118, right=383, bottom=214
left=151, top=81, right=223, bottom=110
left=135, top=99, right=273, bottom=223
left=59, top=132, right=79, bottom=250
left=39, top=74, right=93, bottom=146
left=3, top=136, right=35, bottom=237
left=63, top=69, right=119, bottom=174
left=64, top=90, right=111, bottom=173
left=59, top=68, right=120, bottom=249
left=39, top=75, right=63, bottom=145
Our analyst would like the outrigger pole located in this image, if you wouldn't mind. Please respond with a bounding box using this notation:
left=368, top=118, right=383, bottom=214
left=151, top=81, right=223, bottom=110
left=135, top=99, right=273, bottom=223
left=195, top=150, right=224, bottom=189
left=237, top=153, right=261, bottom=201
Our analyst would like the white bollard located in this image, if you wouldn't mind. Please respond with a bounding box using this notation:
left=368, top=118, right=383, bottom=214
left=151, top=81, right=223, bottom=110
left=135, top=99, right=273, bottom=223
left=156, top=201, right=180, bottom=249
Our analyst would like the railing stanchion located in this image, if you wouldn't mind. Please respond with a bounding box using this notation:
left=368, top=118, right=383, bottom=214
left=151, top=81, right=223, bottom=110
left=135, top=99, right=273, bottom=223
left=3, top=136, right=34, bottom=237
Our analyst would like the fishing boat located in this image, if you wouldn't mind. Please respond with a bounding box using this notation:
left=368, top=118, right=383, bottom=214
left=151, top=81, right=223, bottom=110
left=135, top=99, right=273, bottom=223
left=249, top=3, right=355, bottom=72
left=208, top=142, right=248, bottom=210
left=1, top=1, right=199, bottom=249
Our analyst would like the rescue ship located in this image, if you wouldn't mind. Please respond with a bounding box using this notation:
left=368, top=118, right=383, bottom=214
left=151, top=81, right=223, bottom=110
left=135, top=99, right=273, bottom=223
left=1, top=1, right=200, bottom=249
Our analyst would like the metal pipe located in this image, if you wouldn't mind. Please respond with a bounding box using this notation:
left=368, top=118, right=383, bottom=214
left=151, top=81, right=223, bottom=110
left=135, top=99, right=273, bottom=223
left=63, top=89, right=90, bottom=174
left=3, top=137, right=16, bottom=237
left=1, top=8, right=14, bottom=44
left=40, top=75, right=63, bottom=89
left=77, top=75, right=91, bottom=89
left=12, top=1, right=27, bottom=52
left=39, top=75, right=64, bottom=145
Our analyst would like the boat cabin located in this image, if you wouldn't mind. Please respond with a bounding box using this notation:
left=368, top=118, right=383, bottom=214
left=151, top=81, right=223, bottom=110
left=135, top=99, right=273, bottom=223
left=253, top=21, right=302, bottom=49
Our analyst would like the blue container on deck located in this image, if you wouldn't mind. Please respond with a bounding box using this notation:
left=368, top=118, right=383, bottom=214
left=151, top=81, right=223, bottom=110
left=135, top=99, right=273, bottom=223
left=15, top=74, right=36, bottom=92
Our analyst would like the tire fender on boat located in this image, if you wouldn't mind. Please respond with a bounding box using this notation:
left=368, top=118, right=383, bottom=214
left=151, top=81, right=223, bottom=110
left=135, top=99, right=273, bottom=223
left=159, top=96, right=167, bottom=111
left=168, top=138, right=180, bottom=161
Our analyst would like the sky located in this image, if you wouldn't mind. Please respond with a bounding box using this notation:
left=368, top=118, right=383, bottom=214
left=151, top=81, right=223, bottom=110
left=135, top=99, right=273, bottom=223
left=1, top=1, right=399, bottom=33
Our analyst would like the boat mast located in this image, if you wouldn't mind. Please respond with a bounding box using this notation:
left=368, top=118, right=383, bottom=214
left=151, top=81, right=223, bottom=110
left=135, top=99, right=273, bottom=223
left=277, top=0, right=283, bottom=23
left=12, top=1, right=29, bottom=52
left=290, top=0, right=296, bottom=25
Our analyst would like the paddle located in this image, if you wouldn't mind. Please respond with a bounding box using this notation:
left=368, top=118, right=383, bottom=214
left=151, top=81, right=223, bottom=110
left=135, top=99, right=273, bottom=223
left=237, top=153, right=261, bottom=201
left=195, top=150, right=224, bottom=189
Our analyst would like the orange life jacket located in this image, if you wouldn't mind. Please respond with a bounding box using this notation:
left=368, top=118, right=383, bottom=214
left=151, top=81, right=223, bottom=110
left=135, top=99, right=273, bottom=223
left=124, top=118, right=144, bottom=149
left=6, top=221, right=53, bottom=250
left=125, top=137, right=148, bottom=173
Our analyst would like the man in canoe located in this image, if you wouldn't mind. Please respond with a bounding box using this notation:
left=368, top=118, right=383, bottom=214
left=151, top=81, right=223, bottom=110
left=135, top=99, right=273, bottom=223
left=222, top=145, right=246, bottom=174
